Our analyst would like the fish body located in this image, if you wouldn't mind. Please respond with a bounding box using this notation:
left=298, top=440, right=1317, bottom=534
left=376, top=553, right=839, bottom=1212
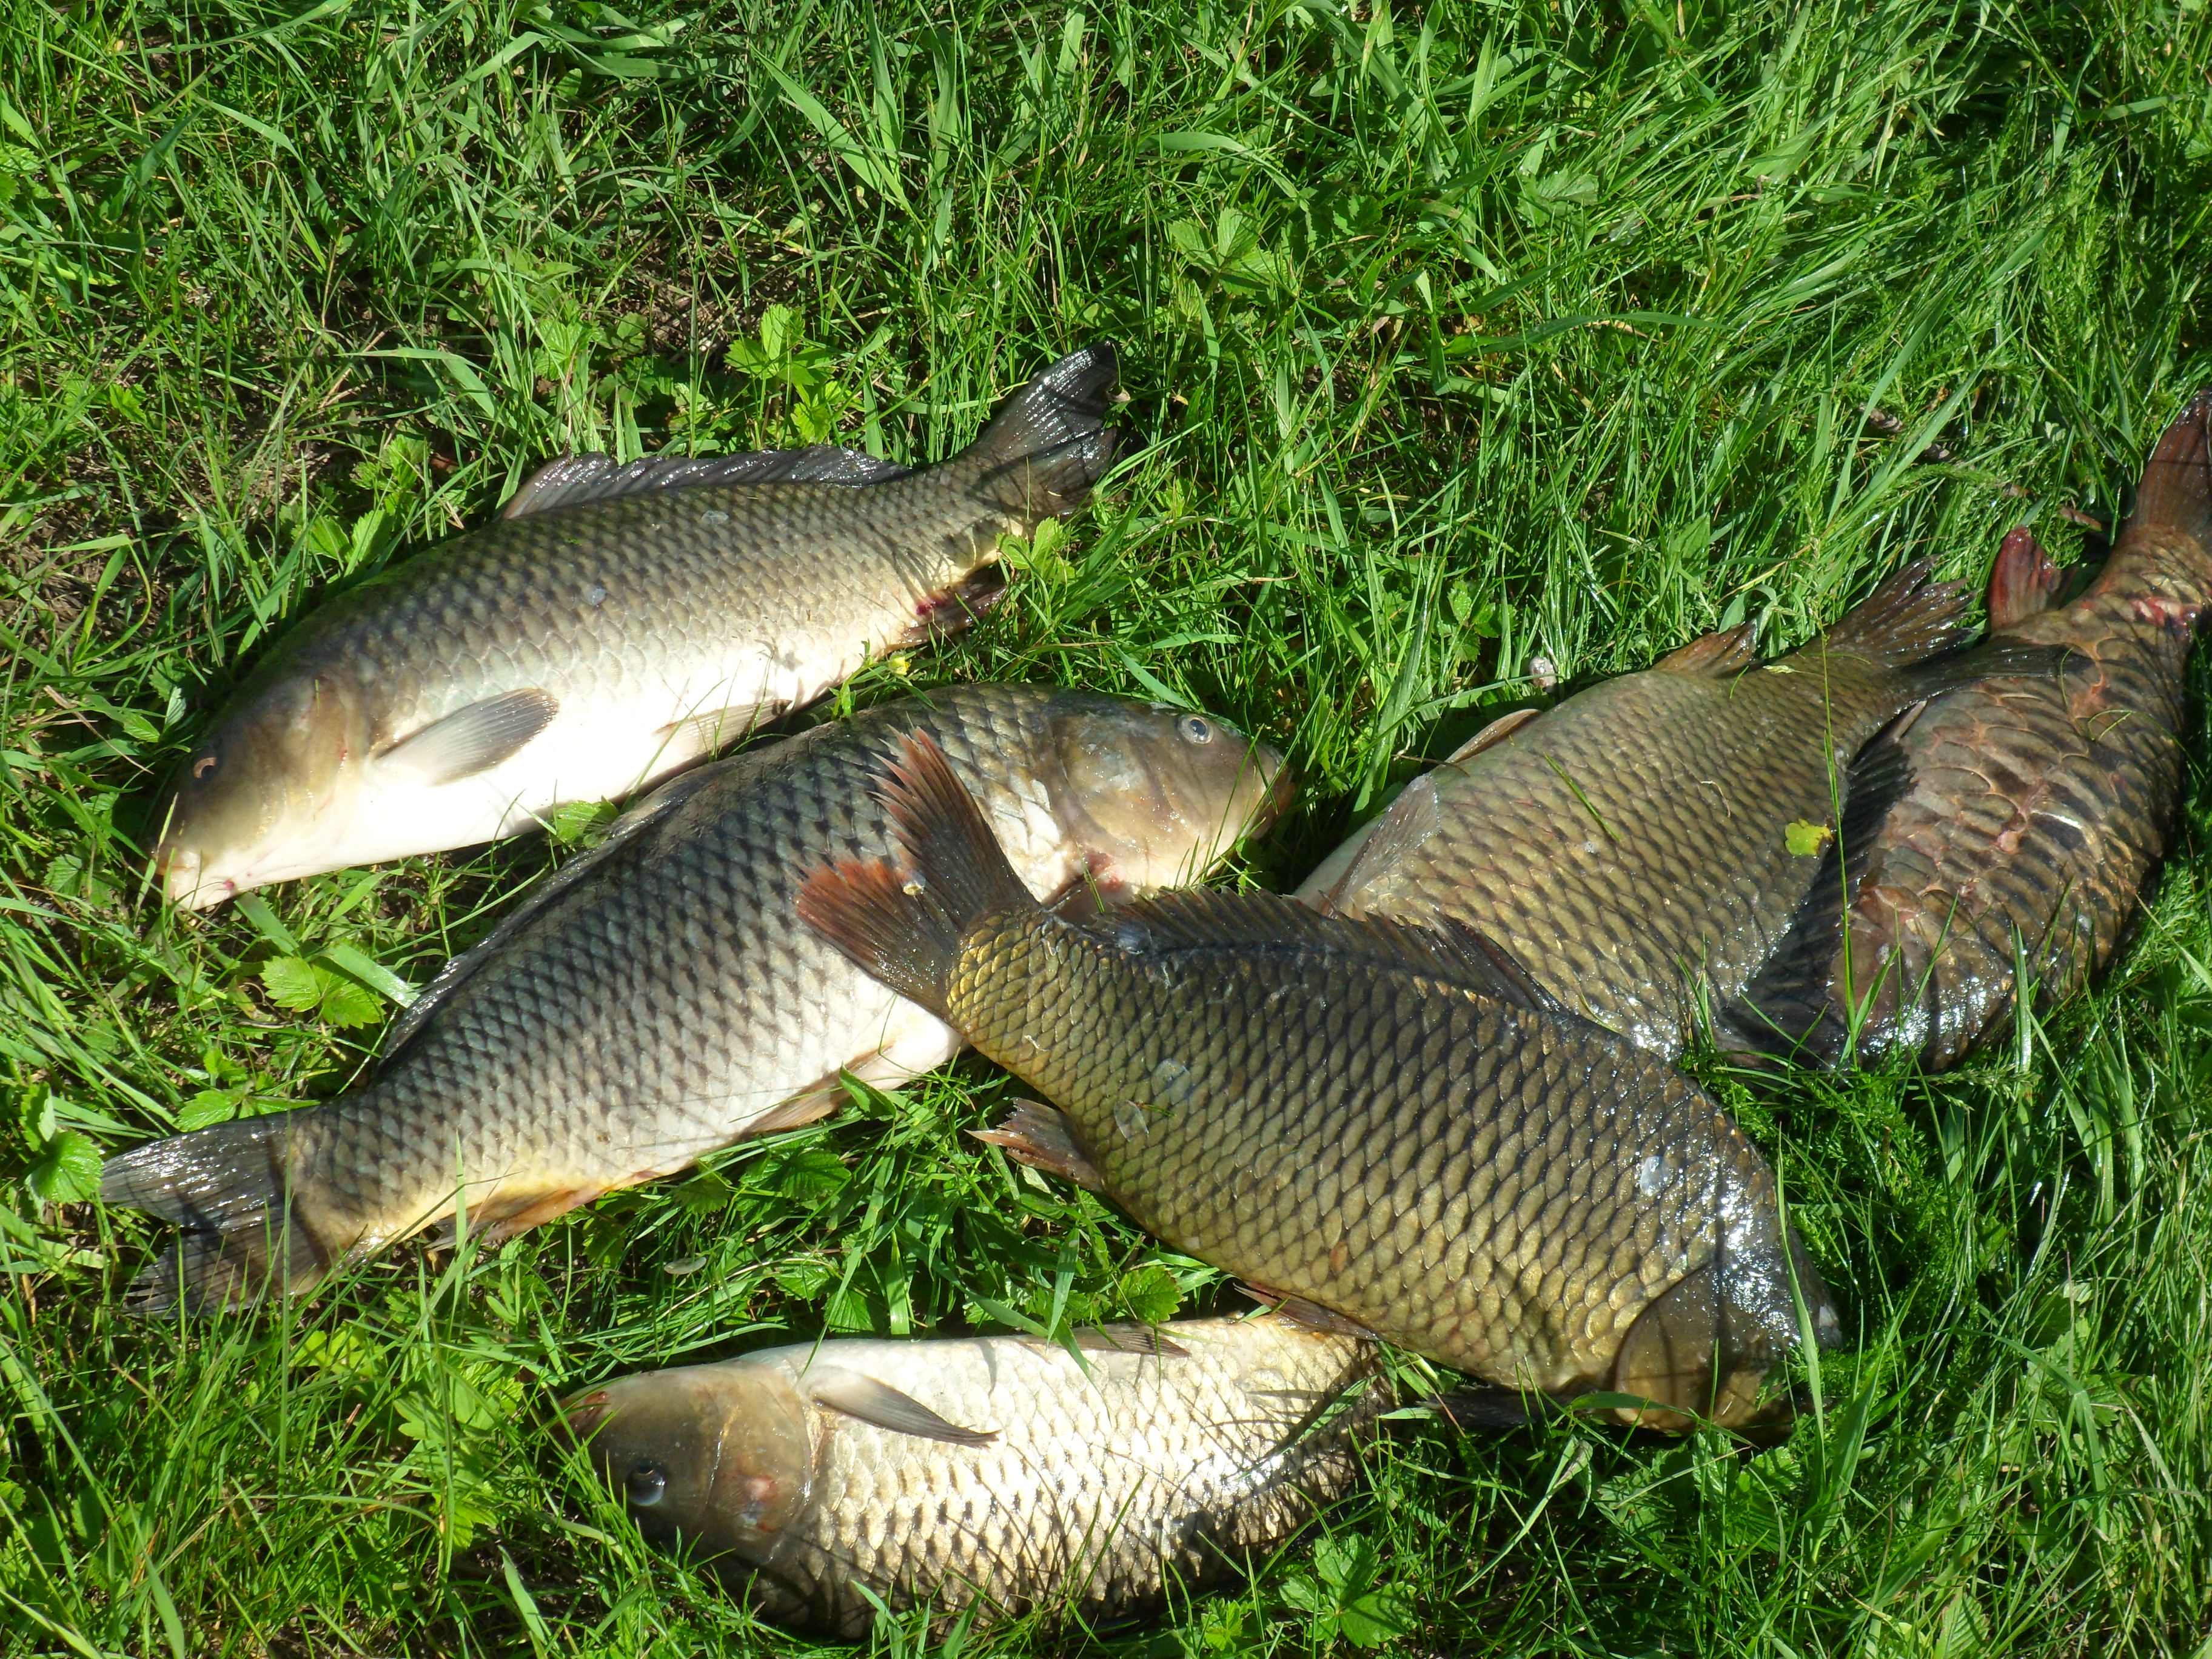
left=1296, top=563, right=2062, bottom=1057
left=156, top=346, right=1120, bottom=908
left=103, top=686, right=1284, bottom=1313
left=565, top=1316, right=1380, bottom=1635
left=798, top=737, right=1839, bottom=1429
left=1732, top=393, right=2212, bottom=1067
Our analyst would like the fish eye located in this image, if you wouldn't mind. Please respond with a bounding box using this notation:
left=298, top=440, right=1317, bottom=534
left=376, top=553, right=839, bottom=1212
left=625, top=1463, right=668, bottom=1507
left=192, top=755, right=218, bottom=779
left=1178, top=717, right=1214, bottom=745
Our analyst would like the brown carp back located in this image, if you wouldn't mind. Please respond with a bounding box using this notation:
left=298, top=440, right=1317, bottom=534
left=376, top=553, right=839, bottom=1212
left=156, top=346, right=1120, bottom=908
left=567, top=1317, right=1380, bottom=1636
left=1733, top=390, right=2212, bottom=1067
left=797, top=736, right=1840, bottom=1429
left=102, top=686, right=1285, bottom=1313
left=1296, top=563, right=2039, bottom=1057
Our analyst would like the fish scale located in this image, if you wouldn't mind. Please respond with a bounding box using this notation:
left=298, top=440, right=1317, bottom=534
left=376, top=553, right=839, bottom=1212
left=103, top=685, right=1284, bottom=1313
left=1294, top=561, right=2073, bottom=1057
left=797, top=742, right=1837, bottom=1427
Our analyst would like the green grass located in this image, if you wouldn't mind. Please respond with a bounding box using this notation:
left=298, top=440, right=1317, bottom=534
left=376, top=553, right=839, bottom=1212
left=4, top=0, right=2212, bottom=1651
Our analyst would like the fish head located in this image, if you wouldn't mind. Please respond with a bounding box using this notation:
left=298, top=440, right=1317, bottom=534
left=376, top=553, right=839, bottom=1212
left=156, top=670, right=364, bottom=910
left=1609, top=1223, right=1841, bottom=1434
left=1045, top=696, right=1291, bottom=897
left=563, top=1362, right=816, bottom=1569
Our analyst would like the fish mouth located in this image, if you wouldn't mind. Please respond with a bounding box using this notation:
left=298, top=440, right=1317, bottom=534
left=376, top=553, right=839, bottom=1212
left=559, top=1387, right=614, bottom=1443
left=155, top=846, right=235, bottom=912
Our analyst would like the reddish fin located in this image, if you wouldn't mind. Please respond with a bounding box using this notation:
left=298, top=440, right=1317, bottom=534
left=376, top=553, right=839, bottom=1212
left=1988, top=526, right=2064, bottom=629
left=969, top=1099, right=1105, bottom=1191
left=2115, top=387, right=2212, bottom=557
left=1817, top=558, right=1975, bottom=667
left=1655, top=622, right=1758, bottom=676
left=1441, top=706, right=1542, bottom=763
left=1238, top=1282, right=1379, bottom=1339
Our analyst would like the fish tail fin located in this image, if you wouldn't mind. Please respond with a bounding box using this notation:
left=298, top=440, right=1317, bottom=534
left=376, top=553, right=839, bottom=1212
left=2119, top=387, right=2212, bottom=556
left=957, top=344, right=1121, bottom=517
left=797, top=733, right=1039, bottom=1017
left=1987, top=525, right=2065, bottom=630
left=1818, top=557, right=1976, bottom=667
left=101, top=1117, right=329, bottom=1315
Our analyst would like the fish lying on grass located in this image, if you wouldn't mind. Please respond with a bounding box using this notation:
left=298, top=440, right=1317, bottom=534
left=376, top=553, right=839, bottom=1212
left=155, top=344, right=1120, bottom=909
left=1296, top=562, right=2074, bottom=1057
left=103, top=686, right=1284, bottom=1313
left=1730, top=391, right=2212, bottom=1067
left=564, top=1316, right=1381, bottom=1635
left=797, top=736, right=1840, bottom=1431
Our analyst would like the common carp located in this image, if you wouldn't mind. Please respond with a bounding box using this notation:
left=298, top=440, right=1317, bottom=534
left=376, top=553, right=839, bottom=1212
left=1731, top=391, right=2212, bottom=1067
left=155, top=345, right=1120, bottom=908
left=104, top=686, right=1284, bottom=1313
left=797, top=736, right=1840, bottom=1430
left=565, top=1316, right=1380, bottom=1634
left=1294, top=564, right=2074, bottom=1057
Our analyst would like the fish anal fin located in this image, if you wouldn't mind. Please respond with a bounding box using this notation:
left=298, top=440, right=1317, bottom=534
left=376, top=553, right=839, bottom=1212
left=895, top=565, right=1010, bottom=645
left=502, top=446, right=911, bottom=519
left=1655, top=622, right=1758, bottom=676
left=1815, top=557, right=1976, bottom=668
left=1441, top=706, right=1541, bottom=764
left=969, top=1099, right=1106, bottom=1192
left=1074, top=1324, right=1191, bottom=1358
left=1988, top=526, right=2065, bottom=629
left=803, top=1367, right=997, bottom=1446
left=473, top=1183, right=603, bottom=1245
left=657, top=701, right=777, bottom=757
left=378, top=688, right=560, bottom=786
left=1237, top=1282, right=1379, bottom=1339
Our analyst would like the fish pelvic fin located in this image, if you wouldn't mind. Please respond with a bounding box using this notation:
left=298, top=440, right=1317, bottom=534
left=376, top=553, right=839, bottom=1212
left=796, top=732, right=1040, bottom=1017
left=101, top=1117, right=331, bottom=1315
left=1988, top=525, right=2065, bottom=630
left=1818, top=557, right=1976, bottom=668
left=959, top=343, right=1122, bottom=517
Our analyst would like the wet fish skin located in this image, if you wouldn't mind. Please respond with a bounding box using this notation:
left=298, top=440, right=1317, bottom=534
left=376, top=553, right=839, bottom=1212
left=1732, top=392, right=2212, bottom=1067
left=156, top=345, right=1119, bottom=909
left=1296, top=563, right=2066, bottom=1057
left=563, top=1316, right=1381, bottom=1636
left=797, top=736, right=1840, bottom=1430
left=102, top=686, right=1285, bottom=1314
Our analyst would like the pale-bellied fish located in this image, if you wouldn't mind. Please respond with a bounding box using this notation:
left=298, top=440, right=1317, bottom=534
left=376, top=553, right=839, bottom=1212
left=156, top=345, right=1120, bottom=908
left=102, top=686, right=1285, bottom=1312
left=797, top=736, right=1841, bottom=1431
left=1731, top=390, right=2212, bottom=1067
left=565, top=1316, right=1381, bottom=1635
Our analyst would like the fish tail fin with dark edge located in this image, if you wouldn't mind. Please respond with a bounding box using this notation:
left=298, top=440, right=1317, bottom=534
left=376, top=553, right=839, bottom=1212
left=797, top=733, right=1040, bottom=1018
left=958, top=344, right=1121, bottom=517
left=1818, top=557, right=1976, bottom=667
left=100, top=1116, right=329, bottom=1315
left=2117, top=386, right=2212, bottom=563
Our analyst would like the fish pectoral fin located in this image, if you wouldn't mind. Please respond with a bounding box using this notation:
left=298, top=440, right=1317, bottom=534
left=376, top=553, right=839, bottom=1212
left=501, top=446, right=911, bottom=518
left=656, top=701, right=777, bottom=757
left=968, top=1099, right=1105, bottom=1191
left=1074, top=1324, right=1191, bottom=1358
left=1309, top=773, right=1442, bottom=915
left=1237, top=1283, right=1380, bottom=1339
left=803, top=1367, right=997, bottom=1446
left=378, top=689, right=560, bottom=786
left=1440, top=706, right=1542, bottom=763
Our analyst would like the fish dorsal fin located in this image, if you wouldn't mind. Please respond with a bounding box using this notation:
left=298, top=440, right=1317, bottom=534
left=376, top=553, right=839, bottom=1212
left=1307, top=773, right=1443, bottom=916
left=968, top=1099, right=1105, bottom=1191
left=1073, top=1324, right=1191, bottom=1358
left=501, top=446, right=912, bottom=520
left=1440, top=706, right=1542, bottom=763
left=1726, top=708, right=1925, bottom=1054
left=1112, top=888, right=1570, bottom=1017
left=802, top=1367, right=997, bottom=1446
left=380, top=761, right=731, bottom=1063
left=1987, top=525, right=2066, bottom=629
left=1812, top=557, right=1976, bottom=668
left=376, top=688, right=559, bottom=786
left=1655, top=622, right=1758, bottom=676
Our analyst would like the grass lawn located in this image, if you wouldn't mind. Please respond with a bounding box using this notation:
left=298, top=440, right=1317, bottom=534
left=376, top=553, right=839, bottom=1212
left=5, top=0, right=2212, bottom=1651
